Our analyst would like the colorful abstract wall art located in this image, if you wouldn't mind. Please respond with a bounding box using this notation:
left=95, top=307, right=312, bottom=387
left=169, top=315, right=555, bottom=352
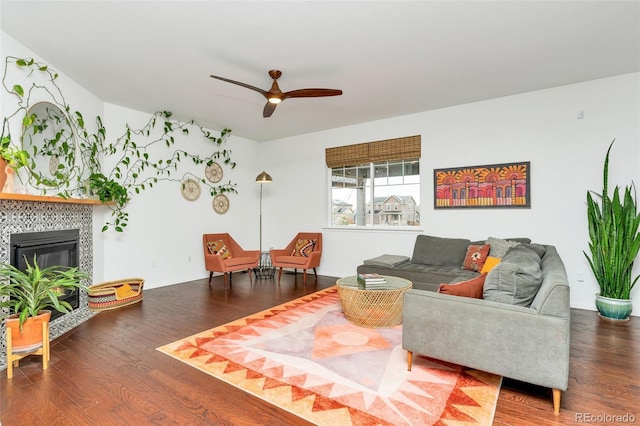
left=434, top=161, right=530, bottom=209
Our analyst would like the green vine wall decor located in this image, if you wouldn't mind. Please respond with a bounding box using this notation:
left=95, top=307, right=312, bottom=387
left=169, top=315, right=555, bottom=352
left=1, top=56, right=237, bottom=232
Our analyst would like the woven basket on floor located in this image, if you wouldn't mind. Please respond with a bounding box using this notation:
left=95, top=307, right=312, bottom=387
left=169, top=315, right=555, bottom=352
left=87, top=278, right=144, bottom=312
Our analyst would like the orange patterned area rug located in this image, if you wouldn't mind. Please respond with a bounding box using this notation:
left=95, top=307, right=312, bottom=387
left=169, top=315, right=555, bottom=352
left=157, top=286, right=502, bottom=425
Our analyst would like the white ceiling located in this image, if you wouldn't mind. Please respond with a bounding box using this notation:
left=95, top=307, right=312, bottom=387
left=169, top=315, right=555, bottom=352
left=1, top=1, right=638, bottom=142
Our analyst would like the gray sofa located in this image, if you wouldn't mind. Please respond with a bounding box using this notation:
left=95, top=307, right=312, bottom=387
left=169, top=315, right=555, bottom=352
left=358, top=234, right=570, bottom=414
left=357, top=234, right=533, bottom=292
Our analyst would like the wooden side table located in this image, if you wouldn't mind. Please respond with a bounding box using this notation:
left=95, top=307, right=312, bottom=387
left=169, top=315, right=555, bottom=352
left=336, top=275, right=412, bottom=328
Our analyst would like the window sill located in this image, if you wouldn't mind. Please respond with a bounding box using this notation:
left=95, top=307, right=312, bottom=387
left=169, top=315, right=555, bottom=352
left=323, top=225, right=424, bottom=233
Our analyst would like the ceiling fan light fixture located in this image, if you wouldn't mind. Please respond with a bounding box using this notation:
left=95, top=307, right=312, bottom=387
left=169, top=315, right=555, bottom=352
left=210, top=70, right=342, bottom=117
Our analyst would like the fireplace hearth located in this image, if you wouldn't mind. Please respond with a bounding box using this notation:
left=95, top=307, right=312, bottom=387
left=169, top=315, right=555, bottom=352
left=0, top=199, right=95, bottom=371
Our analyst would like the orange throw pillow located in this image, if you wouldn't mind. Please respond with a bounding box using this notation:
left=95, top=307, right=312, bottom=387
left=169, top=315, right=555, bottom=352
left=207, top=240, right=232, bottom=259
left=481, top=256, right=501, bottom=274
left=438, top=273, right=487, bottom=299
left=291, top=239, right=316, bottom=257
left=115, top=283, right=134, bottom=300
left=462, top=244, right=491, bottom=272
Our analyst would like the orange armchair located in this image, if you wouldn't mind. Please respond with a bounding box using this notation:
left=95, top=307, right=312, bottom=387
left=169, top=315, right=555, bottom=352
left=270, top=232, right=322, bottom=285
left=203, top=233, right=260, bottom=288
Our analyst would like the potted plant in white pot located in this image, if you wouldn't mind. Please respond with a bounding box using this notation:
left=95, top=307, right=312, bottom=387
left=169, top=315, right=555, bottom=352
left=584, top=140, right=640, bottom=321
left=0, top=255, right=89, bottom=350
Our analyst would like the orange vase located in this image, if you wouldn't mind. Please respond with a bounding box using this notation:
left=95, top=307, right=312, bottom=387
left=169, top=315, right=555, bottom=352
left=0, top=158, right=7, bottom=192
left=5, top=311, right=51, bottom=351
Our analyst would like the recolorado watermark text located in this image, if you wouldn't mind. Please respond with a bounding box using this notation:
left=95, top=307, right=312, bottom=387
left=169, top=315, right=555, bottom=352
left=576, top=412, right=636, bottom=423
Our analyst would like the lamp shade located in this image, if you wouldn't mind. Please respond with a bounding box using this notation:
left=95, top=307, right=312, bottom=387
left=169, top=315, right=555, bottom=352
left=256, top=171, right=272, bottom=183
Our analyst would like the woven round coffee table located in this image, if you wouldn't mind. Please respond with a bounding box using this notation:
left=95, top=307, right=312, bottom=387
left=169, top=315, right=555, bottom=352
left=336, top=275, right=413, bottom=328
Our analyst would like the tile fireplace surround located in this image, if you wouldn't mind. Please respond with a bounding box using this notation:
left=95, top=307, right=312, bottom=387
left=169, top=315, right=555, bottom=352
left=0, top=198, right=95, bottom=371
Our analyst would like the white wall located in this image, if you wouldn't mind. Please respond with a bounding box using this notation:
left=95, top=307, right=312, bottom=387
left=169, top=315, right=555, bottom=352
left=258, top=73, right=640, bottom=315
left=4, top=28, right=640, bottom=315
left=0, top=31, right=107, bottom=281
left=98, top=104, right=259, bottom=287
left=1, top=31, right=260, bottom=288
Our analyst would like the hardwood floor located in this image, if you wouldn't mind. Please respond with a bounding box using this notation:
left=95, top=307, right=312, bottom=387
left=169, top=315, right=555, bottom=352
left=1, top=272, right=638, bottom=425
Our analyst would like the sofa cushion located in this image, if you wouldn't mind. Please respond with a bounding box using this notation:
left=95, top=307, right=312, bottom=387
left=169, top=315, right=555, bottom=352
left=462, top=244, right=491, bottom=272
left=438, top=273, right=486, bottom=299
left=483, top=245, right=543, bottom=306
left=207, top=240, right=232, bottom=259
left=291, top=238, right=316, bottom=257
left=225, top=256, right=257, bottom=267
left=356, top=262, right=478, bottom=292
left=412, top=235, right=470, bottom=266
left=520, top=243, right=546, bottom=258
left=363, top=254, right=410, bottom=267
left=274, top=255, right=309, bottom=266
left=487, top=237, right=521, bottom=258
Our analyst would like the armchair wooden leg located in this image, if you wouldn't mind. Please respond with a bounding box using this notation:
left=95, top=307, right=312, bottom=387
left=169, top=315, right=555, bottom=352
left=208, top=271, right=213, bottom=284
left=407, top=351, right=413, bottom=371
left=552, top=389, right=561, bottom=415
left=278, top=267, right=283, bottom=283
left=303, top=270, right=307, bottom=286
left=313, top=267, right=317, bottom=278
left=248, top=269, right=253, bottom=283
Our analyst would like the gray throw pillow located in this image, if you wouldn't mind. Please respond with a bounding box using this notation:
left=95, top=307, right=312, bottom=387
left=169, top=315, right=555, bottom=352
left=506, top=237, right=532, bottom=244
left=504, top=244, right=542, bottom=265
left=519, top=243, right=546, bottom=258
left=487, top=237, right=521, bottom=258
left=411, top=235, right=471, bottom=266
left=483, top=246, right=543, bottom=307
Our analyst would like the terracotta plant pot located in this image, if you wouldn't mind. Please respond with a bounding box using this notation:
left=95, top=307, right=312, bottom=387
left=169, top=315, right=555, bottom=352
left=0, top=157, right=7, bottom=192
left=5, top=310, right=51, bottom=351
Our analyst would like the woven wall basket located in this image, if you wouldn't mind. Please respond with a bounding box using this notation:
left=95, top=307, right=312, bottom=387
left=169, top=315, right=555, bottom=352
left=87, top=278, right=144, bottom=312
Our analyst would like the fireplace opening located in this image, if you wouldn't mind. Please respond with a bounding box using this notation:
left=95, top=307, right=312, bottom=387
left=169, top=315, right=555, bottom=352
left=10, top=229, right=80, bottom=321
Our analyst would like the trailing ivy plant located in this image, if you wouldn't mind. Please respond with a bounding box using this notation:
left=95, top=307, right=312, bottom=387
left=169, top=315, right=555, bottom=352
left=2, top=56, right=237, bottom=232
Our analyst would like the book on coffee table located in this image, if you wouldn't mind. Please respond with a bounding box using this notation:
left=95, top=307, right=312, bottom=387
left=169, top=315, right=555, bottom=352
left=357, top=273, right=387, bottom=288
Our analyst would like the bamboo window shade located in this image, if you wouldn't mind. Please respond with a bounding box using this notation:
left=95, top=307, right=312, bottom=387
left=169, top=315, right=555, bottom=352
left=325, top=135, right=421, bottom=168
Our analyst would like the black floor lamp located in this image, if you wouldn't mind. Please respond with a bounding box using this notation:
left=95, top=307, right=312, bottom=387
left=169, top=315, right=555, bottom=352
left=256, top=171, right=274, bottom=278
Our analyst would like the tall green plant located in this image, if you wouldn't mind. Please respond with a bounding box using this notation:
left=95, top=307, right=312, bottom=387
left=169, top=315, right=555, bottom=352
left=0, top=256, right=90, bottom=330
left=584, top=140, right=640, bottom=299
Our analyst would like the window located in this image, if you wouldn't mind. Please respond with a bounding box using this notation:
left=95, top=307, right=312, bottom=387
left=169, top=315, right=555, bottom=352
left=327, top=136, right=421, bottom=227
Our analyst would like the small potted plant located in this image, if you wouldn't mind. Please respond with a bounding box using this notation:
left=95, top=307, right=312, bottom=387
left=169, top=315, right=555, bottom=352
left=1, top=118, right=32, bottom=193
left=0, top=255, right=89, bottom=350
left=584, top=140, right=640, bottom=321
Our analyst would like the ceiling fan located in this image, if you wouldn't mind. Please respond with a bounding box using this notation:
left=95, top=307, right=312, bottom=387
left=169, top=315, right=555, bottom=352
left=210, top=70, right=342, bottom=118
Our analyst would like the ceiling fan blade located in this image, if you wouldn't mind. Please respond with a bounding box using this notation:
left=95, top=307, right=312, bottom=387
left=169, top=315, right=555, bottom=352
left=211, top=70, right=342, bottom=118
left=210, top=74, right=268, bottom=98
left=282, top=88, right=343, bottom=100
left=263, top=102, right=277, bottom=118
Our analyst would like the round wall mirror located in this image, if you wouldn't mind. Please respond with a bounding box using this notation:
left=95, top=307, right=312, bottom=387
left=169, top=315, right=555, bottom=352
left=21, top=102, right=77, bottom=189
